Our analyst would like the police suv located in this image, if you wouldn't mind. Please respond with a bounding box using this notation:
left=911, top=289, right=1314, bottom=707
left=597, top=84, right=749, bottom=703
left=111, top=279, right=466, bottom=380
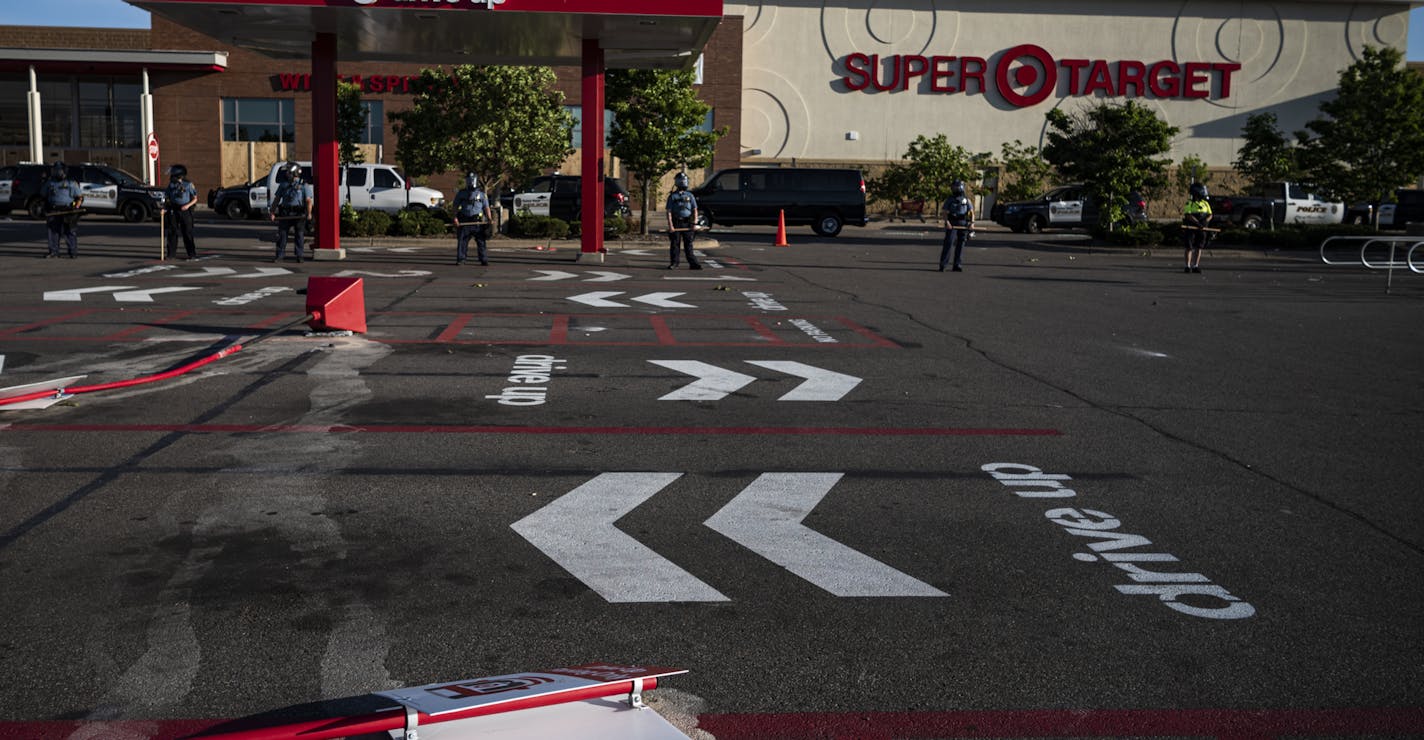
left=8, top=162, right=165, bottom=221
left=991, top=184, right=1148, bottom=233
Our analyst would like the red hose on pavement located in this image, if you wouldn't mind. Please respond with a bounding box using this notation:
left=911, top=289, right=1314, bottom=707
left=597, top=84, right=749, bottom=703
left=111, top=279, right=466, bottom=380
left=0, top=313, right=313, bottom=409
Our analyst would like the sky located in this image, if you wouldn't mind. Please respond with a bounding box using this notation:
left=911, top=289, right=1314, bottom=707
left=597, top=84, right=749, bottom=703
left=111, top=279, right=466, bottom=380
left=2, top=1, right=1423, bottom=61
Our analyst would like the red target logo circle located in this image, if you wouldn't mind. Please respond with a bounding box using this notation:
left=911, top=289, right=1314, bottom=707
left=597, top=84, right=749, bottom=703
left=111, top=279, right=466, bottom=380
left=996, top=44, right=1057, bottom=107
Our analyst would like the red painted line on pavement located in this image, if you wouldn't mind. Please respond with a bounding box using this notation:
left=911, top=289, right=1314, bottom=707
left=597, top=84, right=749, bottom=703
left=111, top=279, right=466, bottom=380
left=744, top=316, right=786, bottom=343
left=107, top=309, right=200, bottom=340
left=697, top=707, right=1424, bottom=738
left=649, top=315, right=677, bottom=345
left=435, top=313, right=475, bottom=343
left=549, top=314, right=570, bottom=344
left=0, top=423, right=1061, bottom=437
left=0, top=308, right=96, bottom=337
left=836, top=317, right=901, bottom=348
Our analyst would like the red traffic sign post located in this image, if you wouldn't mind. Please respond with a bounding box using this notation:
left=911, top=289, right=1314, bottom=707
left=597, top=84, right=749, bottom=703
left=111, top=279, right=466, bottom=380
left=147, top=133, right=159, bottom=161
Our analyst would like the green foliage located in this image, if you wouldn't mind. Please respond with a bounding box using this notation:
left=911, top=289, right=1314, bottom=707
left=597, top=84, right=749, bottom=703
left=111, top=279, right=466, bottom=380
left=389, top=65, right=575, bottom=197
left=1297, top=46, right=1424, bottom=207
left=1232, top=113, right=1297, bottom=190
left=866, top=165, right=917, bottom=208
left=391, top=207, right=447, bottom=237
left=357, top=209, right=392, bottom=237
left=1182, top=222, right=1378, bottom=250
left=871, top=134, right=989, bottom=212
left=336, top=81, right=367, bottom=167
left=607, top=69, right=726, bottom=233
left=998, top=140, right=1055, bottom=203
left=508, top=213, right=570, bottom=239
left=1091, top=220, right=1165, bottom=246
left=1174, top=154, right=1212, bottom=195
left=339, top=203, right=363, bottom=236
left=1043, top=101, right=1177, bottom=228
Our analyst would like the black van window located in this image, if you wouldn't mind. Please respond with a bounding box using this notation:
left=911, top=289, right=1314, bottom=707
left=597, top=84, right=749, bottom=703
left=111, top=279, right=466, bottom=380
left=743, top=172, right=769, bottom=192
left=712, top=172, right=739, bottom=192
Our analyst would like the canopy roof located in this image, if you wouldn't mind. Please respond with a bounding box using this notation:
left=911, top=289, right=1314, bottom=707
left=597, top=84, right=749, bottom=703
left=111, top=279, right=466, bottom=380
left=127, top=0, right=723, bottom=69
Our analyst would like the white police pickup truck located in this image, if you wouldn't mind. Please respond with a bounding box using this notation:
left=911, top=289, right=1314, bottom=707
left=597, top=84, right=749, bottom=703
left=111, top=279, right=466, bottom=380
left=253, top=162, right=444, bottom=215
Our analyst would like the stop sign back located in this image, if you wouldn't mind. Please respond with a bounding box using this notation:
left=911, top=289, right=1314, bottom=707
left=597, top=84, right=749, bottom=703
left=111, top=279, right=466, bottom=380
left=147, top=133, right=159, bottom=161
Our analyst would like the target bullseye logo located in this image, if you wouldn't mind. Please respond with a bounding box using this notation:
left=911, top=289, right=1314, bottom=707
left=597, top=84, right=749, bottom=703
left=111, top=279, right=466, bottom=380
left=996, top=43, right=1058, bottom=107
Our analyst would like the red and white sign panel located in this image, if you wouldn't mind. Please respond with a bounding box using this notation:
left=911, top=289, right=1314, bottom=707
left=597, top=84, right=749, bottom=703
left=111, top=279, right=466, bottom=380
left=147, top=133, right=160, bottom=161
left=375, top=664, right=686, bottom=717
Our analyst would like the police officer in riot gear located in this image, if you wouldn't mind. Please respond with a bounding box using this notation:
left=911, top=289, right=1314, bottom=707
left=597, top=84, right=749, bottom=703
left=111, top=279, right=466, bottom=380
left=42, top=161, right=83, bottom=259
left=452, top=172, right=493, bottom=265
left=939, top=179, right=974, bottom=272
left=665, top=171, right=702, bottom=270
left=269, top=161, right=312, bottom=263
left=164, top=163, right=199, bottom=260
left=1182, top=181, right=1212, bottom=273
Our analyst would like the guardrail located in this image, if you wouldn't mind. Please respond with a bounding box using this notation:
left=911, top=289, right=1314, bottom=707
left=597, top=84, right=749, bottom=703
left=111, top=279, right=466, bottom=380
left=1318, top=235, right=1424, bottom=293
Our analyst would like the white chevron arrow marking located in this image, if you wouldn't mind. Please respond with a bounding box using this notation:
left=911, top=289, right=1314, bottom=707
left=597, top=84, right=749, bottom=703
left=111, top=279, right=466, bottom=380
left=175, top=267, right=235, bottom=276
left=511, top=473, right=728, bottom=603
left=586, top=271, right=631, bottom=282
left=43, top=285, right=137, bottom=301
left=530, top=270, right=579, bottom=281
left=165, top=267, right=292, bottom=278
left=745, top=361, right=862, bottom=401
left=567, top=291, right=627, bottom=308
left=112, top=287, right=203, bottom=303
left=705, top=473, right=948, bottom=598
left=650, top=360, right=757, bottom=401
left=631, top=292, right=694, bottom=308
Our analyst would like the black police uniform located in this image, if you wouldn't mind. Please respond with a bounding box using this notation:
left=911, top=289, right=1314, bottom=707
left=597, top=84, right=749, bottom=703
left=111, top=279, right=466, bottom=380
left=272, top=177, right=311, bottom=262
left=940, top=192, right=972, bottom=272
left=43, top=173, right=83, bottom=258
left=453, top=183, right=491, bottom=265
left=164, top=175, right=199, bottom=259
left=665, top=188, right=701, bottom=269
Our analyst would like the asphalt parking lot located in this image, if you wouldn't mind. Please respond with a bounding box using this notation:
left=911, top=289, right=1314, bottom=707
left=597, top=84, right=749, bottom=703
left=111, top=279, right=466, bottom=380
left=0, top=214, right=1421, bottom=738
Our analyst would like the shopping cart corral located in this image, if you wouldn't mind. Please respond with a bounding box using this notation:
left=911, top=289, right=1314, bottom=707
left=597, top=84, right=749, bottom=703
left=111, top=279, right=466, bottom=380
left=1319, top=235, right=1424, bottom=293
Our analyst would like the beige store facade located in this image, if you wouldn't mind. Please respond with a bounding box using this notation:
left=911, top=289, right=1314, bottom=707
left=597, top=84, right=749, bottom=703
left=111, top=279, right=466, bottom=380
left=725, top=0, right=1415, bottom=202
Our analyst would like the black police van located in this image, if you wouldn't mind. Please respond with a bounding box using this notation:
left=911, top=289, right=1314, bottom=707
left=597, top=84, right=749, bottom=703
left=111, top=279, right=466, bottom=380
left=7, top=162, right=165, bottom=221
left=692, top=167, right=868, bottom=237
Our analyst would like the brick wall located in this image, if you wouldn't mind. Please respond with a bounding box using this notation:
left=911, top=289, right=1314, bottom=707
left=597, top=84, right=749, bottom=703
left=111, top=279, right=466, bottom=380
left=0, top=26, right=149, bottom=50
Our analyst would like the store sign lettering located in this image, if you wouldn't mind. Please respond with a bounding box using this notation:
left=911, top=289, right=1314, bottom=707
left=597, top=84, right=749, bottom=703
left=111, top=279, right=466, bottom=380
left=839, top=44, right=1241, bottom=107
left=275, top=73, right=416, bottom=94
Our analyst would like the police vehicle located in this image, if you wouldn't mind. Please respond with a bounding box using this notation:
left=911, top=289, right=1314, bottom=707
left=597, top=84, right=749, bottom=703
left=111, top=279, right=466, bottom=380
left=10, top=162, right=165, bottom=221
left=991, top=184, right=1148, bottom=233
left=501, top=174, right=632, bottom=222
left=255, top=161, right=445, bottom=215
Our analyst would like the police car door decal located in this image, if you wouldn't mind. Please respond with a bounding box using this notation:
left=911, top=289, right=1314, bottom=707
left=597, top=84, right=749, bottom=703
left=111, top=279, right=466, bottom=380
left=83, top=182, right=118, bottom=208
left=513, top=190, right=552, bottom=217
left=0, top=178, right=10, bottom=203
left=1049, top=194, right=1083, bottom=223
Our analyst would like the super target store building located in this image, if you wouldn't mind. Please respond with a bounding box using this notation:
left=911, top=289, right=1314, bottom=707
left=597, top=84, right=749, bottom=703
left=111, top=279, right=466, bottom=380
left=0, top=0, right=1415, bottom=211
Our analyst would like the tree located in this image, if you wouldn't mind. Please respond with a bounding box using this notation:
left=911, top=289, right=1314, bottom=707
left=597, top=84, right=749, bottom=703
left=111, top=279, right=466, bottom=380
left=1296, top=45, right=1424, bottom=212
left=389, top=65, right=574, bottom=199
left=606, top=69, right=725, bottom=233
left=1232, top=112, right=1296, bottom=190
left=1174, top=153, right=1212, bottom=195
left=871, top=134, right=988, bottom=216
left=336, top=81, right=367, bottom=168
left=997, top=139, right=1055, bottom=203
left=1043, top=100, right=1177, bottom=228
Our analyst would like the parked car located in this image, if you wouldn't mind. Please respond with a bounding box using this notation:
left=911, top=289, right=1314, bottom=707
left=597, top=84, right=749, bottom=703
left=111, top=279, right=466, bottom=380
left=208, top=178, right=264, bottom=219
left=0, top=165, right=15, bottom=215
left=8, top=162, right=165, bottom=221
left=500, top=174, right=632, bottom=223
left=257, top=161, right=445, bottom=215
left=1208, top=182, right=1344, bottom=229
left=991, top=185, right=1147, bottom=233
left=691, top=167, right=867, bottom=237
left=1344, top=189, right=1424, bottom=228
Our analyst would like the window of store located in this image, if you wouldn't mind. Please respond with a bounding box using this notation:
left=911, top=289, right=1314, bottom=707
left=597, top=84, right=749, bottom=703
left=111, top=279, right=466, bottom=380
left=0, top=80, right=26, bottom=147
left=78, top=81, right=141, bottom=148
left=222, top=98, right=296, bottom=142
left=38, top=79, right=72, bottom=148
left=565, top=106, right=615, bottom=148
left=361, top=101, right=383, bottom=145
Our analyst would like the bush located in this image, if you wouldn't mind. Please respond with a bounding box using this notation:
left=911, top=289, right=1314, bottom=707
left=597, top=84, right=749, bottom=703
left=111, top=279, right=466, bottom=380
left=391, top=207, right=446, bottom=237
left=1209, top=222, right=1379, bottom=250
left=1092, top=221, right=1165, bottom=246
left=508, top=213, right=570, bottom=239
left=339, top=203, right=364, bottom=236
left=571, top=214, right=630, bottom=237
left=358, top=209, right=393, bottom=237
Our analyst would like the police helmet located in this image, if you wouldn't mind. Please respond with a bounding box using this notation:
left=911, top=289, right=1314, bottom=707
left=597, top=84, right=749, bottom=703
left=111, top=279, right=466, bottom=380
left=950, top=180, right=966, bottom=196
left=285, top=161, right=302, bottom=180
left=674, top=172, right=690, bottom=190
left=465, top=172, right=479, bottom=190
left=168, top=164, right=187, bottom=180
left=1189, top=182, right=1208, bottom=200
left=50, top=161, right=67, bottom=180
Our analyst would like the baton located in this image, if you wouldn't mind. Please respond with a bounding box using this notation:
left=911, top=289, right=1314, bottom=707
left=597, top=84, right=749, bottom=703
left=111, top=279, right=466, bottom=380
left=1180, top=225, right=1221, bottom=232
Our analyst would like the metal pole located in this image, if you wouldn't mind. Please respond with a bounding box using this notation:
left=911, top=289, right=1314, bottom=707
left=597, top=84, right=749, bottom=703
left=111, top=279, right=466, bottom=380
left=141, top=68, right=155, bottom=186
left=26, top=66, right=43, bottom=163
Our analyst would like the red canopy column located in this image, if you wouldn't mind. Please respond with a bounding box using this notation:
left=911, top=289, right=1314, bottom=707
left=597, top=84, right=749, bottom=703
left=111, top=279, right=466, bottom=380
left=578, top=39, right=604, bottom=261
left=312, top=32, right=344, bottom=259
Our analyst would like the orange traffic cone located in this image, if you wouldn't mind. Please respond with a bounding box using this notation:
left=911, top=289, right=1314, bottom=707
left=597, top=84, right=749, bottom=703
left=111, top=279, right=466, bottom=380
left=774, top=209, right=790, bottom=246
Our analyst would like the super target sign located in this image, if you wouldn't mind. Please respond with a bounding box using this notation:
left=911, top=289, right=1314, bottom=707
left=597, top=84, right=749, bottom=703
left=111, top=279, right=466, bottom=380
left=839, top=43, right=1241, bottom=105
